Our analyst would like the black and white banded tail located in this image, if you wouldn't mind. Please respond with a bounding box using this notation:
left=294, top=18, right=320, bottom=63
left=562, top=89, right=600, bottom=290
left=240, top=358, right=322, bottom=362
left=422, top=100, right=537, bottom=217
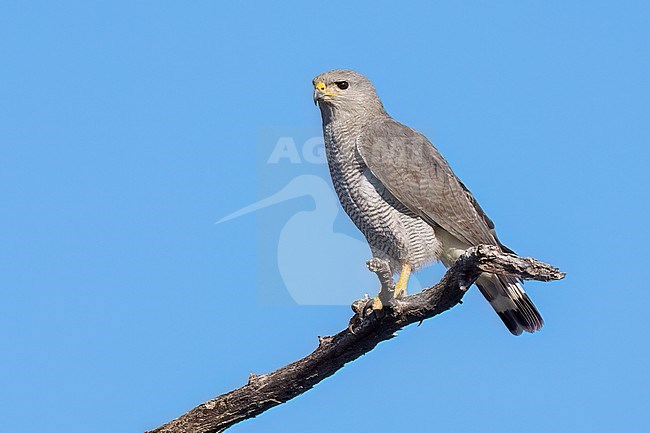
left=476, top=273, right=543, bottom=335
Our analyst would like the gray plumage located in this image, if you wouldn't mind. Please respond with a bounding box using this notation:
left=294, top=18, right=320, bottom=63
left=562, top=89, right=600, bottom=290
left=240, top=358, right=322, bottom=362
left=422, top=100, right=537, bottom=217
left=313, top=69, right=543, bottom=335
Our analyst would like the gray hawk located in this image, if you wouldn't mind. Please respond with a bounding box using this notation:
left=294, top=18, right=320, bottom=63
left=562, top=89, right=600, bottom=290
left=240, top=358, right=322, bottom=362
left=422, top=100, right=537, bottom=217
left=313, top=69, right=543, bottom=335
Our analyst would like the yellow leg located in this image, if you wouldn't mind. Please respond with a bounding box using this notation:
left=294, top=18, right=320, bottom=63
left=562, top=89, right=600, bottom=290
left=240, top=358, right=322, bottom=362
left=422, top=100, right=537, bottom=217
left=361, top=263, right=412, bottom=318
left=394, top=263, right=411, bottom=298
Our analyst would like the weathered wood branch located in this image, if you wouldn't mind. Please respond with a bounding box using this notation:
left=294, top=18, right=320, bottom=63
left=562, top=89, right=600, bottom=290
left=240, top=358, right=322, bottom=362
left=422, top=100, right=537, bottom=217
left=147, top=245, right=564, bottom=433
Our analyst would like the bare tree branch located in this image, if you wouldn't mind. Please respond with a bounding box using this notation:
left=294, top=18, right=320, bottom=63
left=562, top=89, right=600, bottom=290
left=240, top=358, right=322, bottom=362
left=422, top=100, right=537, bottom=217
left=146, top=245, right=565, bottom=433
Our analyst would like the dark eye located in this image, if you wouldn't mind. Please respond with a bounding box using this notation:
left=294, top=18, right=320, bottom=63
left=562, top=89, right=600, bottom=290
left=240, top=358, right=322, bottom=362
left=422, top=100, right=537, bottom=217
left=335, top=81, right=349, bottom=90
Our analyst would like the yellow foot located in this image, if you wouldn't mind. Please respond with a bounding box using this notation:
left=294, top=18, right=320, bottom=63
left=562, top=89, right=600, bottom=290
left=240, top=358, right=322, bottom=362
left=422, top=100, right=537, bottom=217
left=358, top=296, right=384, bottom=320
left=394, top=263, right=412, bottom=298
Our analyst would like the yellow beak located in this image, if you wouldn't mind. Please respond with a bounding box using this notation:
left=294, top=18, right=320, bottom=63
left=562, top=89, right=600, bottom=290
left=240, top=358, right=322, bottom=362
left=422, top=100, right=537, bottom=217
left=313, top=81, right=338, bottom=105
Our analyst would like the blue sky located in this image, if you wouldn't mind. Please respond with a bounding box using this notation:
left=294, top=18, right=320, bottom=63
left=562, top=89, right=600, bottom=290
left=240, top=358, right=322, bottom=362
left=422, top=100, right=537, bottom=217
left=1, top=1, right=649, bottom=432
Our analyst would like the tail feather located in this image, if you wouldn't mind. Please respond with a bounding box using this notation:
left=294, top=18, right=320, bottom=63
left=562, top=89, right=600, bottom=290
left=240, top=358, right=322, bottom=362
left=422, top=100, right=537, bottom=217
left=476, top=273, right=543, bottom=336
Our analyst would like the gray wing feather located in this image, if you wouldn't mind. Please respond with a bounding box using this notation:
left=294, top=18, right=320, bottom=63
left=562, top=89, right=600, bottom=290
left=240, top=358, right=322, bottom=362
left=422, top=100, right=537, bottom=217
left=357, top=117, right=497, bottom=247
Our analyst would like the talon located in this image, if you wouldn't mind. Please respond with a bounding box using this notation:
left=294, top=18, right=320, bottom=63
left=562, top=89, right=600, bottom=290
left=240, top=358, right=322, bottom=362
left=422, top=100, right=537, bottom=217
left=351, top=294, right=371, bottom=315
left=348, top=316, right=360, bottom=333
left=360, top=296, right=384, bottom=320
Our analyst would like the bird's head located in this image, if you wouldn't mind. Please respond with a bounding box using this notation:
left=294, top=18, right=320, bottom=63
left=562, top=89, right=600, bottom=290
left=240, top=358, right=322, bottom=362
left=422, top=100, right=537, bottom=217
left=312, top=70, right=385, bottom=118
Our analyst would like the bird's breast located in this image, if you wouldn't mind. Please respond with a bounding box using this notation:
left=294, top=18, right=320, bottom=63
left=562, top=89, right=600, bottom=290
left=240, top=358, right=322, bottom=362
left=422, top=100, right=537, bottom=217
left=322, top=120, right=440, bottom=271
